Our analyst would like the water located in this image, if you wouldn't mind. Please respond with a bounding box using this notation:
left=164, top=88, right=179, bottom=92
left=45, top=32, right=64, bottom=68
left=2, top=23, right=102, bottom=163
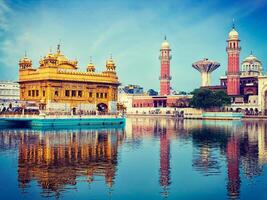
left=1, top=117, right=267, bottom=200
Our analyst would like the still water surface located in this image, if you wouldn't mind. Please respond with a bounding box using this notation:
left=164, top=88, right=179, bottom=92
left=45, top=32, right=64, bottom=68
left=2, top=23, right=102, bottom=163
left=1, top=117, right=267, bottom=200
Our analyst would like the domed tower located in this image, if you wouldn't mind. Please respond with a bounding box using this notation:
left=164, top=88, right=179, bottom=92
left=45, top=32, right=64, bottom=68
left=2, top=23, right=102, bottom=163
left=105, top=56, right=116, bottom=72
left=87, top=57, right=95, bottom=72
left=19, top=53, right=32, bottom=70
left=159, top=36, right=172, bottom=96
left=241, top=51, right=262, bottom=76
left=226, top=21, right=241, bottom=96
left=42, top=50, right=57, bottom=67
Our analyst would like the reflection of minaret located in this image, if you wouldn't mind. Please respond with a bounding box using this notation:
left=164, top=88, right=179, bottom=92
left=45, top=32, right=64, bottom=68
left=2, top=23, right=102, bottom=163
left=226, top=136, right=240, bottom=200
left=159, top=127, right=171, bottom=197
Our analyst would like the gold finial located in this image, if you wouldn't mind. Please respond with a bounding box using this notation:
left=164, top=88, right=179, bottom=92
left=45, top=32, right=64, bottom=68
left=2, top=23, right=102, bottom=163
left=164, top=35, right=167, bottom=40
left=250, top=50, right=253, bottom=55
left=57, top=39, right=61, bottom=54
left=110, top=53, right=113, bottom=59
left=57, top=44, right=60, bottom=53
left=89, top=56, right=93, bottom=63
left=24, top=50, right=27, bottom=57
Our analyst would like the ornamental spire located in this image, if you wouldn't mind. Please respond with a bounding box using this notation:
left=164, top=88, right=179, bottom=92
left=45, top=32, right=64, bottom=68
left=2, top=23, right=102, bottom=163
left=57, top=43, right=61, bottom=54
left=57, top=39, right=61, bottom=54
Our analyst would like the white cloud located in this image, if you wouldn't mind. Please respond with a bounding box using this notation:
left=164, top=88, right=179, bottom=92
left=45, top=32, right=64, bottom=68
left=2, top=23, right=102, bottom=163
left=0, top=0, right=11, bottom=31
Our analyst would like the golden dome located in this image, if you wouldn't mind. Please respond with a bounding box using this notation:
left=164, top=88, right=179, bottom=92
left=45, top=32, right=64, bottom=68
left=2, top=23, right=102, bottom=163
left=106, top=59, right=114, bottom=66
left=19, top=56, right=32, bottom=64
left=228, top=28, right=239, bottom=40
left=87, top=61, right=95, bottom=72
left=44, top=51, right=57, bottom=61
left=57, top=54, right=68, bottom=62
left=106, top=56, right=116, bottom=71
left=87, top=62, right=94, bottom=68
left=19, top=54, right=32, bottom=69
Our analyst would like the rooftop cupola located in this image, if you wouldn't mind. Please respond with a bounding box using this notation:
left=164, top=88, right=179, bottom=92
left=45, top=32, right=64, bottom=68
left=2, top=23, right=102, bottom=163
left=87, top=57, right=96, bottom=72
left=106, top=55, right=116, bottom=71
left=19, top=52, right=32, bottom=70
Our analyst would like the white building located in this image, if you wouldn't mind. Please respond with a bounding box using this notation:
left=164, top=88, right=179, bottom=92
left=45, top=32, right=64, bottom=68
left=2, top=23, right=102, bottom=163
left=118, top=90, right=135, bottom=111
left=241, top=52, right=263, bottom=76
left=0, top=81, right=20, bottom=100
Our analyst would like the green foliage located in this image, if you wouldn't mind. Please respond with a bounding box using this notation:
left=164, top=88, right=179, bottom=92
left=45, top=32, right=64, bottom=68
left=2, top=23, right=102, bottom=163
left=189, top=88, right=231, bottom=109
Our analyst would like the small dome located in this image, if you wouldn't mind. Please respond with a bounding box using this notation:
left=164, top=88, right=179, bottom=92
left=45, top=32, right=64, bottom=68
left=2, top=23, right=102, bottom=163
left=19, top=54, right=32, bottom=69
left=243, top=53, right=261, bottom=63
left=19, top=56, right=32, bottom=64
left=161, top=36, right=170, bottom=49
left=57, top=54, right=68, bottom=62
left=241, top=52, right=262, bottom=76
left=45, top=52, right=54, bottom=58
left=161, top=40, right=170, bottom=49
left=87, top=62, right=95, bottom=72
left=44, top=52, right=57, bottom=61
left=106, top=57, right=115, bottom=66
left=106, top=56, right=116, bottom=71
left=229, top=28, right=239, bottom=40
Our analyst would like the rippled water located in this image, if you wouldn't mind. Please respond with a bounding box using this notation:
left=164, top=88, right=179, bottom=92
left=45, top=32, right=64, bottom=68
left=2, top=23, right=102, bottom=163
left=1, top=117, right=267, bottom=200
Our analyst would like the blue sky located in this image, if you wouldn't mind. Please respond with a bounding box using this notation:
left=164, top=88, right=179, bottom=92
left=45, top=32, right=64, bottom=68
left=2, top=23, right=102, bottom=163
left=0, top=0, right=267, bottom=92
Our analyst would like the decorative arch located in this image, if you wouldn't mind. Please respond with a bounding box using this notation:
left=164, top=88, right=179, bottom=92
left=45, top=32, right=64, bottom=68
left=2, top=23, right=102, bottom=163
left=97, top=103, right=108, bottom=113
left=259, top=84, right=267, bottom=115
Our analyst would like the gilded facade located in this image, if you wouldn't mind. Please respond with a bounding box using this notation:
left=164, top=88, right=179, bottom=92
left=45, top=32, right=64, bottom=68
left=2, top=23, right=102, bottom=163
left=18, top=45, right=120, bottom=113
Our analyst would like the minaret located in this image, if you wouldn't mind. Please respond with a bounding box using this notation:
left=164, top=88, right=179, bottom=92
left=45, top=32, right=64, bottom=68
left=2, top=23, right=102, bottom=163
left=159, top=36, right=172, bottom=96
left=226, top=21, right=241, bottom=96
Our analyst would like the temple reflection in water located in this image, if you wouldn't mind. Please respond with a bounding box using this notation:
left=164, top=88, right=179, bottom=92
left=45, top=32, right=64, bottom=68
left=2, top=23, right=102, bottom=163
left=0, top=128, right=125, bottom=198
left=0, top=118, right=267, bottom=199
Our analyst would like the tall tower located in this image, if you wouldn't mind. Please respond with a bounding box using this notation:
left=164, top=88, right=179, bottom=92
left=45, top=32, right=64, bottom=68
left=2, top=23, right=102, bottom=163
left=159, top=36, right=172, bottom=96
left=226, top=22, right=241, bottom=96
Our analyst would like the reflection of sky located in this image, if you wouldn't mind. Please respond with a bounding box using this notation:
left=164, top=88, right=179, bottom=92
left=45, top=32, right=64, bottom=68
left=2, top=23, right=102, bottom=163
left=1, top=0, right=267, bottom=92
left=1, top=118, right=267, bottom=199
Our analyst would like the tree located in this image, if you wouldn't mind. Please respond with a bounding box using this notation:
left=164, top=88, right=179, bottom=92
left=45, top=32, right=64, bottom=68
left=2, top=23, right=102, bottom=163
left=189, top=88, right=230, bottom=109
left=213, top=90, right=231, bottom=107
left=178, top=91, right=187, bottom=95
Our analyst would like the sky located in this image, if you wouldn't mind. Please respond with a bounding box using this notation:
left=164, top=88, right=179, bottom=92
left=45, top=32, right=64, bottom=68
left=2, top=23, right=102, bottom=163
left=0, top=0, right=267, bottom=92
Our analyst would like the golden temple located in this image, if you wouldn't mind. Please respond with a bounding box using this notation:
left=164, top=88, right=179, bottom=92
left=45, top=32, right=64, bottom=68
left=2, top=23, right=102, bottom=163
left=18, top=45, right=120, bottom=113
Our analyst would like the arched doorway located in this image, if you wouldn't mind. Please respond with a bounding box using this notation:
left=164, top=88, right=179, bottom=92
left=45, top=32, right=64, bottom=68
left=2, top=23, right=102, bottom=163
left=97, top=103, right=108, bottom=113
left=72, top=107, right=76, bottom=115
left=264, top=91, right=267, bottom=115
